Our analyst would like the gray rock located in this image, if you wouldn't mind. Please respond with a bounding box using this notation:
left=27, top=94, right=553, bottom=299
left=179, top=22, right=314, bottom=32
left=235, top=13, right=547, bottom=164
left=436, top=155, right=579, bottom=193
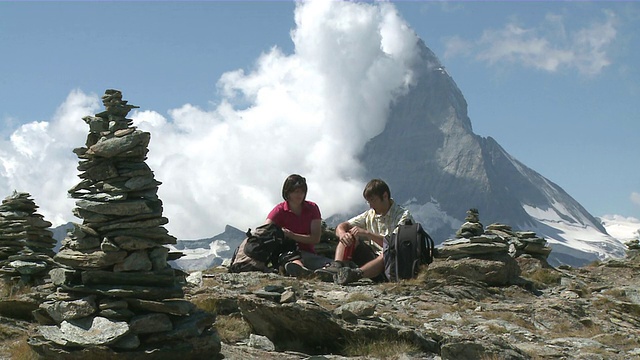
left=100, top=237, right=120, bottom=252
left=96, top=217, right=168, bottom=232
left=75, top=199, right=155, bottom=216
left=98, top=298, right=129, bottom=310
left=87, top=130, right=149, bottom=158
left=61, top=235, right=101, bottom=251
left=280, top=290, right=296, bottom=304
left=98, top=308, right=136, bottom=321
left=112, top=235, right=160, bottom=250
left=49, top=268, right=80, bottom=286
left=149, top=246, right=169, bottom=270
left=247, top=334, right=275, bottom=351
left=43, top=296, right=97, bottom=323
left=54, top=249, right=127, bottom=269
left=437, top=242, right=509, bottom=259
left=110, top=333, right=140, bottom=350
left=129, top=313, right=173, bottom=334
left=113, top=250, right=152, bottom=272
left=427, top=255, right=521, bottom=286
left=142, top=310, right=215, bottom=343
left=126, top=298, right=195, bottom=316
left=59, top=316, right=130, bottom=346
left=239, top=296, right=345, bottom=353
left=333, top=301, right=376, bottom=320
left=9, top=260, right=47, bottom=275
left=81, top=269, right=177, bottom=287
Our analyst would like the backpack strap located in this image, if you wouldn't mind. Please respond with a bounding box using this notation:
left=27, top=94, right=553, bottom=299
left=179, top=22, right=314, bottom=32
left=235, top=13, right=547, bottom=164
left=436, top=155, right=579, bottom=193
left=417, top=224, right=435, bottom=265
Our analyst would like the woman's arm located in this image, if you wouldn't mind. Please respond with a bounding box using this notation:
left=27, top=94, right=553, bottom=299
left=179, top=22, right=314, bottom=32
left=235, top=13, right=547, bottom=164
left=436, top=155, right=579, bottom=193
left=283, top=219, right=322, bottom=245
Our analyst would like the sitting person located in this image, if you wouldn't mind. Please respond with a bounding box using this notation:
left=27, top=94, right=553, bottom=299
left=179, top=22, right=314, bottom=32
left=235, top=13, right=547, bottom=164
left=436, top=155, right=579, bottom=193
left=315, top=178, right=413, bottom=285
left=265, top=174, right=332, bottom=278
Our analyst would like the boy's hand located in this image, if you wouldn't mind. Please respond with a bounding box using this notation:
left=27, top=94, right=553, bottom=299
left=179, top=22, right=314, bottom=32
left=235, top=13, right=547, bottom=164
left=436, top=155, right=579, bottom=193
left=339, top=231, right=356, bottom=247
left=348, top=226, right=368, bottom=240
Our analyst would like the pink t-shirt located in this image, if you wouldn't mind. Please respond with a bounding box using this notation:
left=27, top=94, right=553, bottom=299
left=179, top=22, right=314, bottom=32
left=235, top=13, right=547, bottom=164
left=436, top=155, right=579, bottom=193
left=267, top=200, right=321, bottom=253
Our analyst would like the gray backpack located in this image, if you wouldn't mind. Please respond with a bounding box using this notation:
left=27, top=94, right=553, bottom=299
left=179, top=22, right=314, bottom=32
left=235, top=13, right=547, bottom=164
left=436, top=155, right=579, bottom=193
left=383, top=222, right=435, bottom=281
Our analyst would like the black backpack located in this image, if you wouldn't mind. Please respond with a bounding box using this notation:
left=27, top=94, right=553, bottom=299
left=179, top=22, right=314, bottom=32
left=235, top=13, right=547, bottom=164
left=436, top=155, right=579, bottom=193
left=383, top=221, right=435, bottom=282
left=229, top=223, right=295, bottom=273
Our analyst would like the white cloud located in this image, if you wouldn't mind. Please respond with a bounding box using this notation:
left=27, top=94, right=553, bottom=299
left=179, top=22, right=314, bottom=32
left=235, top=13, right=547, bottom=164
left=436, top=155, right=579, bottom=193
left=0, top=1, right=419, bottom=239
left=631, top=192, right=640, bottom=207
left=445, top=10, right=617, bottom=76
left=0, top=89, right=99, bottom=225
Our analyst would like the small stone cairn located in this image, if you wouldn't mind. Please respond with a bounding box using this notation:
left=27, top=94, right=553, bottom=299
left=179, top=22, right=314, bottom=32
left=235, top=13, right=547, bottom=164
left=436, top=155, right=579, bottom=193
left=29, top=90, right=220, bottom=359
left=439, top=208, right=552, bottom=260
left=625, top=238, right=640, bottom=259
left=455, top=208, right=484, bottom=238
left=0, top=191, right=57, bottom=284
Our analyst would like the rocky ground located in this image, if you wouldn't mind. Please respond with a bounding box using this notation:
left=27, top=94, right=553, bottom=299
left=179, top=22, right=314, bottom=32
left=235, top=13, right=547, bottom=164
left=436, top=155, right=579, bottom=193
left=1, top=251, right=639, bottom=359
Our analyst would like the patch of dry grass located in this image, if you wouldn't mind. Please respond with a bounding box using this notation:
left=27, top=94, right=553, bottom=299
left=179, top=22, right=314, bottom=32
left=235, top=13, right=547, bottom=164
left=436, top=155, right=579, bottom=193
left=0, top=325, right=23, bottom=341
left=343, top=336, right=420, bottom=358
left=346, top=292, right=373, bottom=302
left=486, top=322, right=508, bottom=334
left=215, top=314, right=252, bottom=343
left=548, top=318, right=596, bottom=337
left=601, top=288, right=628, bottom=301
left=5, top=336, right=39, bottom=360
left=202, top=266, right=229, bottom=275
left=191, top=296, right=219, bottom=314
left=522, top=268, right=561, bottom=289
left=481, top=311, right=535, bottom=331
left=244, top=278, right=298, bottom=293
left=0, top=281, right=33, bottom=300
left=593, top=332, right=640, bottom=351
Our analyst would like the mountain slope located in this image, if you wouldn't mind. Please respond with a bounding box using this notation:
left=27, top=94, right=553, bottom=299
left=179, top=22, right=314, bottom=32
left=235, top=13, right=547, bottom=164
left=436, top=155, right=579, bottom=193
left=360, top=40, right=625, bottom=266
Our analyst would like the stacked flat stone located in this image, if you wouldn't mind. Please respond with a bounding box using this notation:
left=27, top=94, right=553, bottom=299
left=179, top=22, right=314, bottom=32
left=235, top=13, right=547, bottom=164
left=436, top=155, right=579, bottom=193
left=438, top=233, right=509, bottom=260
left=0, top=191, right=57, bottom=284
left=509, top=229, right=552, bottom=259
left=624, top=239, right=640, bottom=260
left=29, top=90, right=220, bottom=359
left=455, top=208, right=484, bottom=238
left=438, top=221, right=552, bottom=260
left=625, top=239, right=640, bottom=250
left=485, top=223, right=551, bottom=259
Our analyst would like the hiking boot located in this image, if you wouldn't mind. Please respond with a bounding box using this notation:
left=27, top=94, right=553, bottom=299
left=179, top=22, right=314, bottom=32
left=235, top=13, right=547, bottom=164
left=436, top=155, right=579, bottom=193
left=314, top=260, right=345, bottom=282
left=284, top=262, right=312, bottom=278
left=334, top=267, right=363, bottom=285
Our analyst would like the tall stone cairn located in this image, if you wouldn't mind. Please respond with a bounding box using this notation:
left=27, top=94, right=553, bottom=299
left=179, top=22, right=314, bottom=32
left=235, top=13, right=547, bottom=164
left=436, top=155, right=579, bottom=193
left=0, top=191, right=57, bottom=284
left=28, top=90, right=221, bottom=359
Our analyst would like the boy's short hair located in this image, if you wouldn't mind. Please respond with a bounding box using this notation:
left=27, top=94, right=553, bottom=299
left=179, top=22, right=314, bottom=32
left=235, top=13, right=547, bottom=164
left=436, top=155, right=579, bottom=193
left=282, top=174, right=307, bottom=200
left=363, top=179, right=390, bottom=200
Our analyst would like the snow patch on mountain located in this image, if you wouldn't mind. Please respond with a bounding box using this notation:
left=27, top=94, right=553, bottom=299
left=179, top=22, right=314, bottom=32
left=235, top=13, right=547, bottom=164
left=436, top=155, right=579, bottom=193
left=523, top=204, right=627, bottom=263
left=403, top=198, right=460, bottom=240
left=167, top=240, right=233, bottom=272
left=600, top=215, right=640, bottom=242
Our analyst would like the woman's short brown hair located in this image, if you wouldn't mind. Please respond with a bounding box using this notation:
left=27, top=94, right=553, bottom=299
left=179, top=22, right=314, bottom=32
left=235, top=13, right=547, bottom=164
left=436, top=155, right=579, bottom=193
left=282, top=174, right=307, bottom=200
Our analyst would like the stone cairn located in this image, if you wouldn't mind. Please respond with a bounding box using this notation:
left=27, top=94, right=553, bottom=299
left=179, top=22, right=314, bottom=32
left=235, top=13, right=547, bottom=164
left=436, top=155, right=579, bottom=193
left=439, top=208, right=552, bottom=260
left=455, top=208, right=484, bottom=238
left=625, top=238, right=640, bottom=259
left=0, top=191, right=57, bottom=285
left=28, top=90, right=221, bottom=359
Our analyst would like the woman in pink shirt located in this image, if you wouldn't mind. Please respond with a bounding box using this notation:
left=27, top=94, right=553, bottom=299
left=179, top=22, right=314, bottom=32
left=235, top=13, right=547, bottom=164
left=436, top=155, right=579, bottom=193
left=265, top=174, right=331, bottom=278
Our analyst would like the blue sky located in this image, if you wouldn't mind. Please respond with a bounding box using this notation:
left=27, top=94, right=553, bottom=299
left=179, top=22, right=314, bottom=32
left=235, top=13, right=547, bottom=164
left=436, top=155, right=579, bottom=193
left=0, top=1, right=638, bottom=239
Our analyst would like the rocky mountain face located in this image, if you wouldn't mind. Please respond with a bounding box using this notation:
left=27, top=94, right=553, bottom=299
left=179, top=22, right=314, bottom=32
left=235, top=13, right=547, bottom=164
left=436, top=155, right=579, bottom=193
left=359, top=40, right=624, bottom=266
